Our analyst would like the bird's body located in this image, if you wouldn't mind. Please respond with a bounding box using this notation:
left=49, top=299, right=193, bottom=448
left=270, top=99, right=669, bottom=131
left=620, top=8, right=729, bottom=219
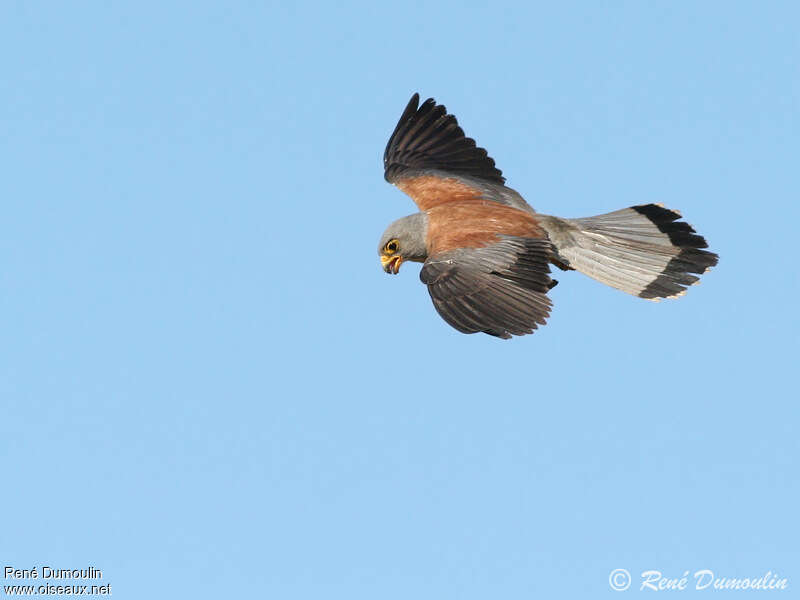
left=379, top=94, right=718, bottom=338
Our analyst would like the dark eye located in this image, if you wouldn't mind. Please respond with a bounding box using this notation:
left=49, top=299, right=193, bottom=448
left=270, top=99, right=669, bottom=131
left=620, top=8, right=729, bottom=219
left=385, top=240, right=399, bottom=253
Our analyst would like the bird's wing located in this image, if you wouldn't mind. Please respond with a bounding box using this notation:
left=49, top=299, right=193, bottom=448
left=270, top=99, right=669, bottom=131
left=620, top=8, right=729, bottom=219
left=383, top=93, right=506, bottom=211
left=420, top=237, right=554, bottom=339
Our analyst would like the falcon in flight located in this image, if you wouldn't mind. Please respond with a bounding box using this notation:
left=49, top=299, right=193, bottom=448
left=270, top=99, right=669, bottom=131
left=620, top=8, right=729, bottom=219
left=379, top=93, right=718, bottom=338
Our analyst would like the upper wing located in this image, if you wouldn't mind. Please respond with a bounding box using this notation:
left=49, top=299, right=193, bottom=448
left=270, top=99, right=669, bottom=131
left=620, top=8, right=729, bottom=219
left=420, top=237, right=554, bottom=339
left=384, top=93, right=506, bottom=211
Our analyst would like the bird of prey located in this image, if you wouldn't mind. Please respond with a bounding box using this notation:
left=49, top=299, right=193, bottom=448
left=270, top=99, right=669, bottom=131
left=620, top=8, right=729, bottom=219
left=379, top=93, right=718, bottom=339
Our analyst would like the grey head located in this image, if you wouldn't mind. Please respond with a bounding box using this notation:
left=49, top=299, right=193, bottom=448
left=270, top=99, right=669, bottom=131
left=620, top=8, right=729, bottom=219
left=378, top=212, right=429, bottom=274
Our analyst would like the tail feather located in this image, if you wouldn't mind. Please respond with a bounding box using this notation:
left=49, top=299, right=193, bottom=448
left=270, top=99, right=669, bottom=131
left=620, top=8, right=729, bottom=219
left=539, top=204, right=718, bottom=300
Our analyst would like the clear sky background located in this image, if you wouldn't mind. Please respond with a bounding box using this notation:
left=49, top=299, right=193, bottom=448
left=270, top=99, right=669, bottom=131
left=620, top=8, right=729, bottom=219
left=2, top=2, right=798, bottom=598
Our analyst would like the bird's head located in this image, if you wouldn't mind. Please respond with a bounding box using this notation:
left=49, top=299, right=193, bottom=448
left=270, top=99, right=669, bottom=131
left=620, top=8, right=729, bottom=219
left=378, top=213, right=428, bottom=274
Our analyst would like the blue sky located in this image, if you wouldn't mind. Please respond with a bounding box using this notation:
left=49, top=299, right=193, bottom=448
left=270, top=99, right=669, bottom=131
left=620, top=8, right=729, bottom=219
left=1, top=2, right=798, bottom=598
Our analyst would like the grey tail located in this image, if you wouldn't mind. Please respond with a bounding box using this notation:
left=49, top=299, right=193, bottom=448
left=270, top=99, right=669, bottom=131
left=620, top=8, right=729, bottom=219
left=538, top=204, right=719, bottom=300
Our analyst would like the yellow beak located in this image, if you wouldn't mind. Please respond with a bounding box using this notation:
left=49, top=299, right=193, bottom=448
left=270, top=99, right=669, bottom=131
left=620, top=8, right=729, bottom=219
left=381, top=254, right=403, bottom=274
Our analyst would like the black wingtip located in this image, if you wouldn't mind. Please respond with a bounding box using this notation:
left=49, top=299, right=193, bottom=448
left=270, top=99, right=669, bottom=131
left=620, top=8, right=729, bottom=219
left=383, top=93, right=506, bottom=185
left=383, top=93, right=421, bottom=180
left=404, top=93, right=421, bottom=117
